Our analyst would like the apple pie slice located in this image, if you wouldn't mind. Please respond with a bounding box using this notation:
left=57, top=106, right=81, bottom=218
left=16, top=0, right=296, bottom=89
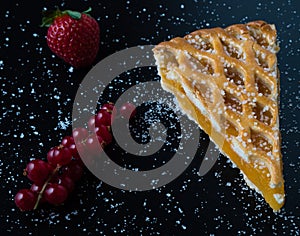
left=153, top=21, right=284, bottom=211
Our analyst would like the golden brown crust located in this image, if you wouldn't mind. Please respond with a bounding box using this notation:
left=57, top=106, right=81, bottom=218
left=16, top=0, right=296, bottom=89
left=153, top=21, right=284, bottom=211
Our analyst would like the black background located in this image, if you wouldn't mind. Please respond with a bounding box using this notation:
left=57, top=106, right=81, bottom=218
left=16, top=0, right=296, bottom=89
left=1, top=0, right=299, bottom=235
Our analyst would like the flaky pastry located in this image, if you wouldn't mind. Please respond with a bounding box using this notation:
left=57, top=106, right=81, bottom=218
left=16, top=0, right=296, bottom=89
left=153, top=21, right=284, bottom=211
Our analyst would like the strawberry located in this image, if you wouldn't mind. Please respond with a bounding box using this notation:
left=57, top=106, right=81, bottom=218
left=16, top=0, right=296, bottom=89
left=42, top=8, right=100, bottom=68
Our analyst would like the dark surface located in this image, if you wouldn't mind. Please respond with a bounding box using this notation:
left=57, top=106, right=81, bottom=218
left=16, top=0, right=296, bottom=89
left=1, top=0, right=299, bottom=235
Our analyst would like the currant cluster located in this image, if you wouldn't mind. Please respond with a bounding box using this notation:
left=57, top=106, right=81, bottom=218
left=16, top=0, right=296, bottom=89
left=14, top=102, right=136, bottom=211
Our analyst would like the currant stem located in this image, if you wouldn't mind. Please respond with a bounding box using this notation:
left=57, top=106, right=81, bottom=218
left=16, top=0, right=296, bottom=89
left=33, top=115, right=113, bottom=210
left=33, top=165, right=60, bottom=210
left=34, top=134, right=90, bottom=210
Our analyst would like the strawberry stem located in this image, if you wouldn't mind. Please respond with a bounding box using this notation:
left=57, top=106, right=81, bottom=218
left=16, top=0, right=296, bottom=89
left=63, top=10, right=81, bottom=20
left=82, top=7, right=92, bottom=16
left=40, top=7, right=92, bottom=27
left=41, top=8, right=62, bottom=27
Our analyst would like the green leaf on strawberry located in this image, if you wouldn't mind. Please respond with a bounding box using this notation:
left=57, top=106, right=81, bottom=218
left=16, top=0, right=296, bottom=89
left=64, top=10, right=81, bottom=20
left=41, top=8, right=92, bottom=27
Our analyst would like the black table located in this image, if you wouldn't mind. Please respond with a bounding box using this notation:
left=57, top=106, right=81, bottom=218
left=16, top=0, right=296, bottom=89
left=1, top=0, right=299, bottom=235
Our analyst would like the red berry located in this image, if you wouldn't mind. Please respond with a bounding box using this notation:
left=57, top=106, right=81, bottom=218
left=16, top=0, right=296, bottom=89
left=45, top=9, right=100, bottom=68
left=85, top=134, right=103, bottom=155
left=75, top=158, right=85, bottom=167
left=69, top=143, right=80, bottom=159
left=30, top=183, right=43, bottom=194
left=44, top=183, right=68, bottom=205
left=95, top=125, right=112, bottom=144
left=88, top=115, right=96, bottom=131
left=119, top=102, right=136, bottom=119
left=63, top=160, right=83, bottom=182
left=56, top=175, right=75, bottom=193
left=95, top=110, right=112, bottom=126
left=101, top=103, right=117, bottom=122
left=25, top=159, right=51, bottom=185
left=30, top=184, right=46, bottom=204
left=97, top=135, right=105, bottom=146
left=15, top=189, right=37, bottom=211
left=48, top=172, right=60, bottom=183
left=62, top=136, right=80, bottom=159
left=72, top=127, right=88, bottom=143
left=101, top=103, right=115, bottom=112
left=61, top=135, right=74, bottom=147
left=47, top=146, right=73, bottom=167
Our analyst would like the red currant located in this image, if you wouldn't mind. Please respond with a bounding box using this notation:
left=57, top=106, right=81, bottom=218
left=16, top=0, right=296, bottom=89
left=101, top=103, right=117, bottom=123
left=47, top=146, right=72, bottom=167
left=30, top=184, right=46, bottom=204
left=95, top=125, right=112, bottom=144
left=24, top=159, right=51, bottom=185
left=16, top=101, right=119, bottom=211
left=119, top=102, right=136, bottom=119
left=101, top=103, right=115, bottom=112
left=61, top=135, right=74, bottom=147
left=72, top=127, right=88, bottom=143
left=61, top=136, right=80, bottom=159
left=85, top=134, right=103, bottom=155
left=44, top=183, right=68, bottom=205
left=95, top=110, right=112, bottom=126
left=62, top=160, right=83, bottom=182
left=97, top=135, right=105, bottom=146
left=56, top=175, right=75, bottom=193
left=15, top=189, right=37, bottom=211
left=69, top=143, right=80, bottom=159
left=30, top=183, right=43, bottom=194
left=88, top=115, right=96, bottom=131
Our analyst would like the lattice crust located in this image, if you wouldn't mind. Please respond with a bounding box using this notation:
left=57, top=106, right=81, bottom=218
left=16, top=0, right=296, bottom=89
left=153, top=21, right=284, bottom=211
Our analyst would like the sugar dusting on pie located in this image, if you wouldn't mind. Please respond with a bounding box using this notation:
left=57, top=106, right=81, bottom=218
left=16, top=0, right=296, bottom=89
left=153, top=21, right=284, bottom=211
